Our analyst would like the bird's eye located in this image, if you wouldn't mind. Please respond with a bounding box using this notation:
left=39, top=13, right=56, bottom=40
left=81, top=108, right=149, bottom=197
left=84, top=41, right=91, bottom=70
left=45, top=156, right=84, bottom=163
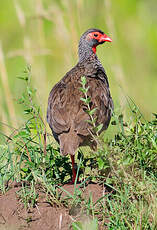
left=93, top=33, right=98, bottom=37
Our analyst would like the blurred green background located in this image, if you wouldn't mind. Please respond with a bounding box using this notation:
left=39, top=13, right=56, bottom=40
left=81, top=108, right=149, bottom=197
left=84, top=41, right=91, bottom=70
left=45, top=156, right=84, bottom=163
left=0, top=0, right=157, bottom=136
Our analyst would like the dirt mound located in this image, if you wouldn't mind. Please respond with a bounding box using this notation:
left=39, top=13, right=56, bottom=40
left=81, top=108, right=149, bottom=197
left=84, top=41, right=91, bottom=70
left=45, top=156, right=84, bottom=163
left=0, top=183, right=103, bottom=230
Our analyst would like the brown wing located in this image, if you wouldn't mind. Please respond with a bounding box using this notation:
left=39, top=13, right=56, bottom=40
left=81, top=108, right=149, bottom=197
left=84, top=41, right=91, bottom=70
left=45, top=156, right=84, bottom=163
left=47, top=65, right=85, bottom=137
left=47, top=83, right=69, bottom=134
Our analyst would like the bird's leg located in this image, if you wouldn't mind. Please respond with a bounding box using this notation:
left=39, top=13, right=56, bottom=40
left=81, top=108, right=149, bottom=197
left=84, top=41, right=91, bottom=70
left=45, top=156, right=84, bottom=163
left=70, top=155, right=77, bottom=183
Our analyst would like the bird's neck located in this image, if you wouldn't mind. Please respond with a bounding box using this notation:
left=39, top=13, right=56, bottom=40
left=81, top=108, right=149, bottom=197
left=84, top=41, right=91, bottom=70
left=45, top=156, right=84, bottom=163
left=78, top=40, right=98, bottom=63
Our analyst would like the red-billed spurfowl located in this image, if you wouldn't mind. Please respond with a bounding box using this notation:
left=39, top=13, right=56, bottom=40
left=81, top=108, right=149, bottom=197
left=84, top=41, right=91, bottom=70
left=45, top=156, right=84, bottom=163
left=47, top=28, right=113, bottom=183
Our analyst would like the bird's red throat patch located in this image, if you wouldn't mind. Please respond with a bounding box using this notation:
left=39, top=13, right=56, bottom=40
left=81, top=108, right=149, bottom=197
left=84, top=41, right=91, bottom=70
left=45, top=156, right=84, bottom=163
left=92, top=46, right=97, bottom=53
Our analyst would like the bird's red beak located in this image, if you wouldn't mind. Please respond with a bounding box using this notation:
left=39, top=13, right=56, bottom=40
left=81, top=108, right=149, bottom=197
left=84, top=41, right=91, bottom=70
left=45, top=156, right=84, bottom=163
left=99, top=34, right=112, bottom=43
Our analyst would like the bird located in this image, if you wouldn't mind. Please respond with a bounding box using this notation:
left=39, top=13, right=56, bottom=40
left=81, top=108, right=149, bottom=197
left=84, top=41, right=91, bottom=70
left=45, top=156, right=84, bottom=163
left=47, top=28, right=113, bottom=183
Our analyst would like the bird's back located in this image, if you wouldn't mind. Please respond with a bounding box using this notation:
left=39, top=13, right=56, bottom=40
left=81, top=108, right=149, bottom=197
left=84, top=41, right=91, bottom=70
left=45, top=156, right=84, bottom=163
left=47, top=59, right=113, bottom=155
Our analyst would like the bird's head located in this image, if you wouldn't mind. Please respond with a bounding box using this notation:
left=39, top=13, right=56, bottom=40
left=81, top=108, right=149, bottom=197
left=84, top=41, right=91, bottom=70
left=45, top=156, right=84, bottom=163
left=79, top=28, right=112, bottom=54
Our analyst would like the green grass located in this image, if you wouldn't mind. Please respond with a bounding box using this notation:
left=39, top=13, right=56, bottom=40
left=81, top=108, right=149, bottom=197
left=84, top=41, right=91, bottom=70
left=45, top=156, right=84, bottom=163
left=0, top=73, right=157, bottom=229
left=0, top=0, right=157, bottom=136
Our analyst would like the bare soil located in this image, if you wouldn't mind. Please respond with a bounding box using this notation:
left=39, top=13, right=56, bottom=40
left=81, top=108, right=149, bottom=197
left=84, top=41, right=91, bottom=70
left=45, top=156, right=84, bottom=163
left=0, top=183, right=104, bottom=230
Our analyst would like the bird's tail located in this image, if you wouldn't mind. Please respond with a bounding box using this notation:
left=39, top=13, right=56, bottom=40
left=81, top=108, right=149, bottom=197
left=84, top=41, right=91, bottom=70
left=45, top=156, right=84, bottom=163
left=59, top=131, right=80, bottom=156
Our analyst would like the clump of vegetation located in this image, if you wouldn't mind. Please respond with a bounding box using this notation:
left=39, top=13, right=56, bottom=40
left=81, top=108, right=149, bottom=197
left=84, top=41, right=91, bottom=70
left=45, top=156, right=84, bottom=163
left=0, top=70, right=157, bottom=229
left=109, top=111, right=157, bottom=176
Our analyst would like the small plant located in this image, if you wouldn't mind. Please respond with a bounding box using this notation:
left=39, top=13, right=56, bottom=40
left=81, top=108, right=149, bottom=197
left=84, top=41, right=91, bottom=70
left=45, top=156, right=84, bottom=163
left=0, top=66, right=71, bottom=193
left=16, top=181, right=38, bottom=209
left=80, top=76, right=103, bottom=137
left=109, top=111, right=157, bottom=176
left=79, top=76, right=110, bottom=174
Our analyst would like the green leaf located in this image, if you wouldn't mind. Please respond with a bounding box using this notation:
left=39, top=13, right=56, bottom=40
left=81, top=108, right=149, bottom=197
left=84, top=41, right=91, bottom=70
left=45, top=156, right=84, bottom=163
left=81, top=76, right=87, bottom=86
left=92, top=117, right=97, bottom=124
left=24, top=108, right=33, bottom=114
left=153, top=113, right=157, bottom=119
left=21, top=167, right=29, bottom=172
left=80, top=97, right=91, bottom=104
left=80, top=97, right=87, bottom=103
left=86, top=119, right=93, bottom=124
left=97, top=158, right=104, bottom=170
left=86, top=97, right=91, bottom=104
left=72, top=222, right=82, bottom=230
left=94, top=124, right=103, bottom=133
left=17, top=76, right=29, bottom=81
left=13, top=130, right=30, bottom=139
left=79, top=87, right=88, bottom=94
left=87, top=108, right=97, bottom=116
